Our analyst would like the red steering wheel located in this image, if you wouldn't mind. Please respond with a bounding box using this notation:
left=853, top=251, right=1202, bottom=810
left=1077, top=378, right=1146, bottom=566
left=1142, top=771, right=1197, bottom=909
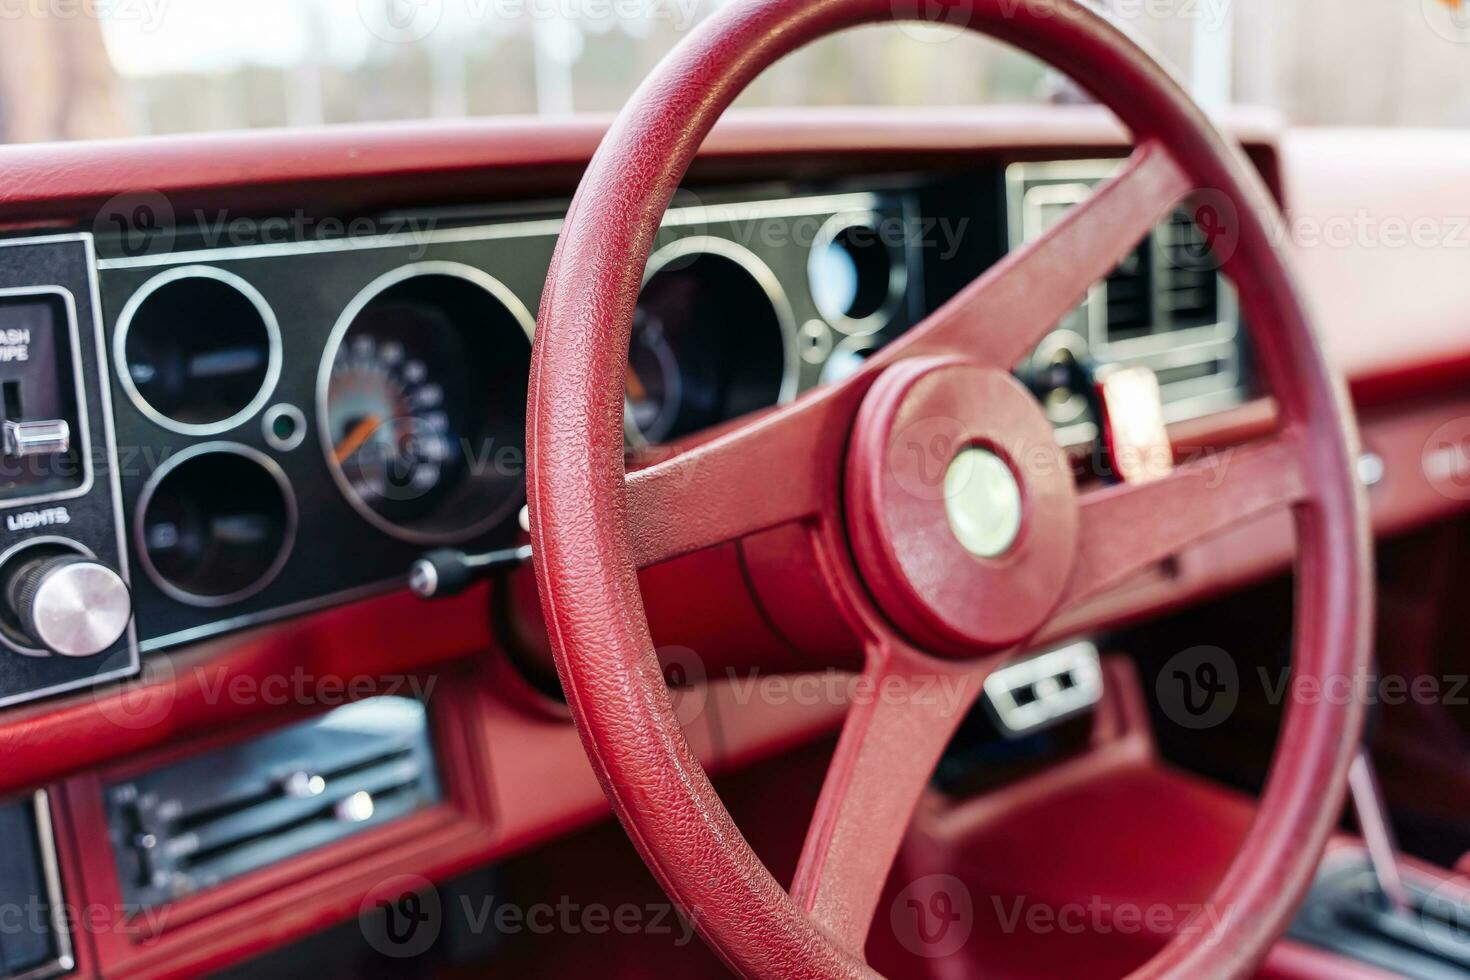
left=527, top=1, right=1372, bottom=976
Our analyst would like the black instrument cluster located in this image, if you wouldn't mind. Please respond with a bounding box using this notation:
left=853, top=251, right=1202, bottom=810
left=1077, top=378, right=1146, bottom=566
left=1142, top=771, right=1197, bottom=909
left=0, top=163, right=1245, bottom=690
left=90, top=186, right=923, bottom=654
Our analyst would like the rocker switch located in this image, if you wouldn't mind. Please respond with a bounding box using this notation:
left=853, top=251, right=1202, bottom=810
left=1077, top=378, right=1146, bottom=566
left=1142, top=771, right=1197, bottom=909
left=3, top=419, right=71, bottom=458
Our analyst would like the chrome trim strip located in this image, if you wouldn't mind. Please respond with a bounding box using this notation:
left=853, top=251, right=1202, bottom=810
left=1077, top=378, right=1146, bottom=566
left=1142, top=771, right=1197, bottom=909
left=0, top=285, right=96, bottom=509
left=81, top=231, right=143, bottom=697
left=316, top=260, right=535, bottom=547
left=111, top=265, right=284, bottom=437
left=94, top=191, right=884, bottom=271
left=0, top=232, right=92, bottom=249
left=133, top=441, right=299, bottom=608
left=138, top=576, right=404, bottom=653
left=6, top=790, right=77, bottom=980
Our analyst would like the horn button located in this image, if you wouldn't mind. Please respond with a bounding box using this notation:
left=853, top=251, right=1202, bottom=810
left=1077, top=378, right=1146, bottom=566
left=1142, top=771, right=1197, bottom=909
left=844, top=359, right=1080, bottom=656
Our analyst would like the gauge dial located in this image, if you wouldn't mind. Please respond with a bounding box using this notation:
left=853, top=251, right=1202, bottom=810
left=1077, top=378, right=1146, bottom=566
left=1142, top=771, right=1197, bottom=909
left=625, top=308, right=682, bottom=445
left=326, top=336, right=454, bottom=514
left=319, top=266, right=533, bottom=545
left=622, top=240, right=796, bottom=448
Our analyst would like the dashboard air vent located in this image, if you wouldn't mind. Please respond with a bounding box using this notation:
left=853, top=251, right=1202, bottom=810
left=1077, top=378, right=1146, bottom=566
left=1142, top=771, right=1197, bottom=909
left=1103, top=243, right=1154, bottom=342
left=1159, top=208, right=1220, bottom=329
left=1007, top=159, right=1246, bottom=430
left=107, top=697, right=440, bottom=910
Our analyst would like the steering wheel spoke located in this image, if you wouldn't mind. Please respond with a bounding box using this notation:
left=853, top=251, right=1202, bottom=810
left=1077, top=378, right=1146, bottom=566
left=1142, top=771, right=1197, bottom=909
left=885, top=141, right=1193, bottom=373
left=625, top=385, right=861, bottom=568
left=1062, top=431, right=1310, bottom=610
left=790, top=639, right=988, bottom=955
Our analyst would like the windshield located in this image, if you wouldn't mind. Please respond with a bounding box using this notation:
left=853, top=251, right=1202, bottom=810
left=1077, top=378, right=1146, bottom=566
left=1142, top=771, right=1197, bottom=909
left=0, top=0, right=1466, bottom=143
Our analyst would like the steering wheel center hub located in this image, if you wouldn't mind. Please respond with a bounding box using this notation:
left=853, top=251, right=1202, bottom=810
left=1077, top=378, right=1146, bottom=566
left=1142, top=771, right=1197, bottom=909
left=943, top=446, right=1025, bottom=559
left=845, top=358, right=1080, bottom=656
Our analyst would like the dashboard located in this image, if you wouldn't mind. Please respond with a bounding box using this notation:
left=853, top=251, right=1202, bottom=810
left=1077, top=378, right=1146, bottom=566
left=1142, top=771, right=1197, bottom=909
left=0, top=160, right=1253, bottom=710
left=0, top=108, right=1468, bottom=979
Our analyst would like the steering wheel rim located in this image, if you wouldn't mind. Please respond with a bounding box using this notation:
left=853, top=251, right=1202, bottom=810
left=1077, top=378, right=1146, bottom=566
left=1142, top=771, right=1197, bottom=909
left=527, top=1, right=1372, bottom=977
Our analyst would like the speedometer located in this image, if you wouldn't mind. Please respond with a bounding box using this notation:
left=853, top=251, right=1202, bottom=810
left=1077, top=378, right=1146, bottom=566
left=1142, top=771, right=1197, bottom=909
left=326, top=337, right=453, bottom=514
left=319, top=264, right=533, bottom=545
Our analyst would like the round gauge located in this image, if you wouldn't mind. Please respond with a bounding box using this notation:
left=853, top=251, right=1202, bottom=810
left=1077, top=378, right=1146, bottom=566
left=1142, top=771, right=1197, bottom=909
left=625, top=308, right=682, bottom=445
left=623, top=238, right=797, bottom=446
left=326, top=337, right=454, bottom=514
left=808, top=213, right=905, bottom=335
left=320, top=264, right=533, bottom=545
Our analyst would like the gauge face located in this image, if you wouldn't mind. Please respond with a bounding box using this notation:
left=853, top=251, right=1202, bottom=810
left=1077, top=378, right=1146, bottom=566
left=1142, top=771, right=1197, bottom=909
left=623, top=244, right=794, bottom=447
left=320, top=269, right=532, bottom=544
left=326, top=336, right=454, bottom=516
left=625, top=308, right=682, bottom=445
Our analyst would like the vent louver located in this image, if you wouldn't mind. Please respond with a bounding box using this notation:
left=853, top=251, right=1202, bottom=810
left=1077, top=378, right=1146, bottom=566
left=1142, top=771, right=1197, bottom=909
left=1159, top=208, right=1221, bottom=330
left=1103, top=243, right=1153, bottom=341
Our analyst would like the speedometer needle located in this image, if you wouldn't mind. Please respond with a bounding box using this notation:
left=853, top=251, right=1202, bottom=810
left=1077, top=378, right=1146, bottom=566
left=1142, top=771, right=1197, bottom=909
left=625, top=364, right=648, bottom=401
left=334, top=415, right=382, bottom=464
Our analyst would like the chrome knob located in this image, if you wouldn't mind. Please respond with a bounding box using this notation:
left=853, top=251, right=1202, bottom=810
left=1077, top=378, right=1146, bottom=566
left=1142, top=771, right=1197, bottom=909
left=6, top=555, right=131, bottom=657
